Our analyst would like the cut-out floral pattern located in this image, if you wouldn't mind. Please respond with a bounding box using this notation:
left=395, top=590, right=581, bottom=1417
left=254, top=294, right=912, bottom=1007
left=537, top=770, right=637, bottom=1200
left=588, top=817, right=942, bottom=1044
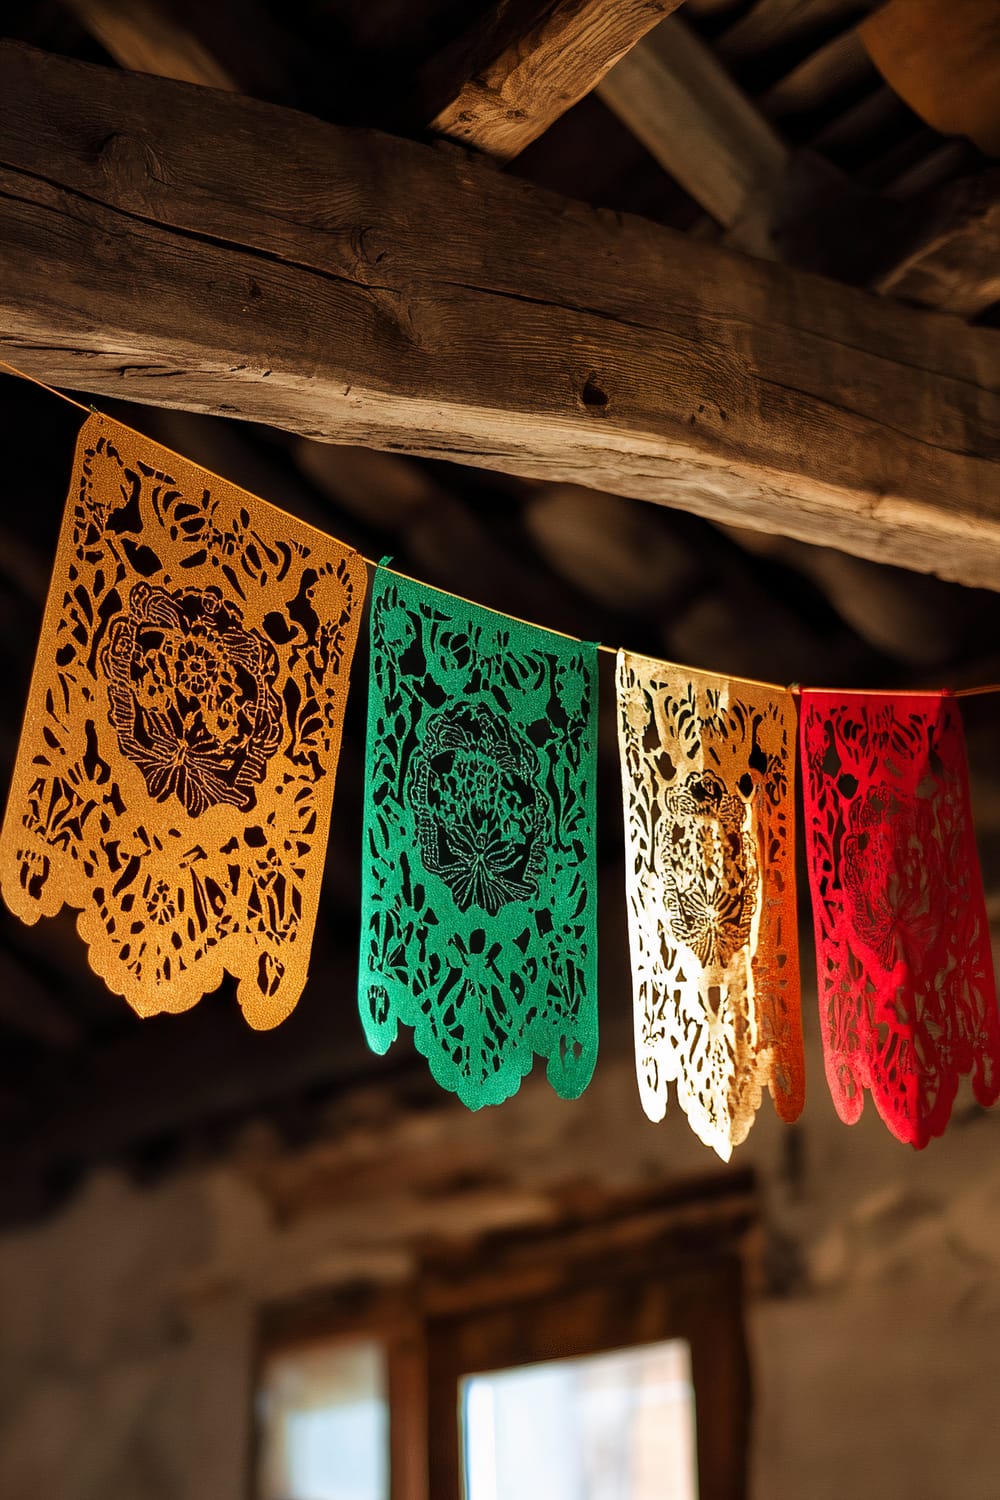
left=412, top=703, right=547, bottom=916
left=800, top=691, right=1000, bottom=1146
left=616, top=652, right=803, bottom=1159
left=360, top=572, right=598, bottom=1108
left=0, top=415, right=366, bottom=1027
left=102, top=582, right=283, bottom=818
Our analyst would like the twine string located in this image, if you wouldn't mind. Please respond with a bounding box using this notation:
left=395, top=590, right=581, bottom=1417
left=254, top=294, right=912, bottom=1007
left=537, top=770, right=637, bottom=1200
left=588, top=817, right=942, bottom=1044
left=1, top=358, right=997, bottom=700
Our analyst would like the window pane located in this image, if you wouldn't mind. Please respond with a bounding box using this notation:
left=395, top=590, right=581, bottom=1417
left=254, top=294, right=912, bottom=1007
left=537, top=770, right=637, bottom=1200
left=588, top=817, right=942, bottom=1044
left=462, top=1339, right=697, bottom=1500
left=256, top=1338, right=389, bottom=1500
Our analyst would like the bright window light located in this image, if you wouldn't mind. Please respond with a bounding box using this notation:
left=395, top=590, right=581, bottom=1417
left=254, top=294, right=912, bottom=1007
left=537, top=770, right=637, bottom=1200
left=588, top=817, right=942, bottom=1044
left=462, top=1339, right=697, bottom=1500
left=256, top=1337, right=388, bottom=1500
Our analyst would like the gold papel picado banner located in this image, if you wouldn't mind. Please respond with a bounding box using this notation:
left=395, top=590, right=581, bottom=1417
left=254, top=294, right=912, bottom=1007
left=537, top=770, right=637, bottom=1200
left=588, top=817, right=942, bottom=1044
left=0, top=414, right=366, bottom=1028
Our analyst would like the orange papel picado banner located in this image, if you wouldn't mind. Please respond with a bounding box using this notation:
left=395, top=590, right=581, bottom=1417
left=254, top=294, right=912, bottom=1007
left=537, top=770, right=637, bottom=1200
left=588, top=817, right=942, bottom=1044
left=0, top=413, right=366, bottom=1027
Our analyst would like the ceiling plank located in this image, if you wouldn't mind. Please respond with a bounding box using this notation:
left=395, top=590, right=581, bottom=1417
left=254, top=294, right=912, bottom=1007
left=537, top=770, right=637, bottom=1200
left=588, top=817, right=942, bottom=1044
left=70, top=0, right=996, bottom=325
left=424, top=0, right=684, bottom=161
left=1, top=44, right=999, bottom=590
left=596, top=14, right=900, bottom=282
left=716, top=0, right=878, bottom=70
left=757, top=25, right=875, bottom=122
left=63, top=0, right=295, bottom=104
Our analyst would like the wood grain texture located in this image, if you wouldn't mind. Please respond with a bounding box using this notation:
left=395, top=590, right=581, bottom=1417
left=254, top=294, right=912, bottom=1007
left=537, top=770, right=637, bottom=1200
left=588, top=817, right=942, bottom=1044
left=597, top=16, right=909, bottom=280
left=596, top=16, right=997, bottom=308
left=596, top=16, right=950, bottom=290
left=759, top=26, right=875, bottom=121
left=427, top=0, right=682, bottom=161
left=2, top=44, right=1000, bottom=589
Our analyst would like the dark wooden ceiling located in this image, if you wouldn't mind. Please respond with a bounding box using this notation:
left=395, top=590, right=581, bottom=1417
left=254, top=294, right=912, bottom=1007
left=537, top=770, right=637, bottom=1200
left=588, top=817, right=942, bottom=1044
left=1, top=0, right=998, bottom=1223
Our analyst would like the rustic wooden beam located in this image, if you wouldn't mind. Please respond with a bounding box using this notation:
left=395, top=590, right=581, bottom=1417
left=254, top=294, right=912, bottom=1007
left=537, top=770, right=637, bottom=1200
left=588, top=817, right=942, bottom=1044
left=63, top=0, right=296, bottom=103
left=758, top=25, right=876, bottom=124
left=2, top=44, right=999, bottom=589
left=873, top=172, right=1000, bottom=319
left=420, top=1175, right=757, bottom=1322
left=715, top=0, right=876, bottom=71
left=423, top=0, right=684, bottom=161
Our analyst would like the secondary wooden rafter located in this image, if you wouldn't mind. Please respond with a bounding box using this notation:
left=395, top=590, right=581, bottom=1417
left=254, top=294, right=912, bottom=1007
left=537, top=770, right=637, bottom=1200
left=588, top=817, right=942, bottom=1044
left=67, top=0, right=687, bottom=159
left=875, top=172, right=1000, bottom=319
left=596, top=10, right=1000, bottom=315
left=62, top=0, right=294, bottom=101
left=62, top=0, right=238, bottom=90
left=859, top=0, right=1000, bottom=157
left=598, top=12, right=793, bottom=237
left=1, top=43, right=999, bottom=589
left=595, top=11, right=903, bottom=285
left=421, top=0, right=684, bottom=160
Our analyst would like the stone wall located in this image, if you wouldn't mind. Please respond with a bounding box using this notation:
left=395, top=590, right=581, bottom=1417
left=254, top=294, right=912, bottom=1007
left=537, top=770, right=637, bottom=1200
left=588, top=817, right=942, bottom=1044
left=2, top=1011, right=1000, bottom=1500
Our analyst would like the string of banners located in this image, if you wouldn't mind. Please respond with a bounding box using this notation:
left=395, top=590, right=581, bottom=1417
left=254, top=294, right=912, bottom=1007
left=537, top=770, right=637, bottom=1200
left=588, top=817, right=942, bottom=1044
left=1, top=388, right=999, bottom=1161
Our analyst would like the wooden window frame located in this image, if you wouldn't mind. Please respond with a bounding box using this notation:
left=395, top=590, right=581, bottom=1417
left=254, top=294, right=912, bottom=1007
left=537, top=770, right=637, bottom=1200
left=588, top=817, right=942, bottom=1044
left=253, top=1173, right=755, bottom=1500
left=253, top=1283, right=428, bottom=1500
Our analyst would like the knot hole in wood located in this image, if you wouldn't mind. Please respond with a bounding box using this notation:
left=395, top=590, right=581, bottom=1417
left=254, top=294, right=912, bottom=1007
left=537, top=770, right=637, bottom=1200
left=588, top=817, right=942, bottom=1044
left=581, top=372, right=610, bottom=412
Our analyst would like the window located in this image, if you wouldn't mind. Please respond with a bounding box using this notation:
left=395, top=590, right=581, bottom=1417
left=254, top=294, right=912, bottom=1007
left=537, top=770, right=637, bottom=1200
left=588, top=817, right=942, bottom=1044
left=254, top=1288, right=426, bottom=1500
left=463, top=1339, right=698, bottom=1500
left=253, top=1179, right=752, bottom=1500
left=256, top=1337, right=389, bottom=1500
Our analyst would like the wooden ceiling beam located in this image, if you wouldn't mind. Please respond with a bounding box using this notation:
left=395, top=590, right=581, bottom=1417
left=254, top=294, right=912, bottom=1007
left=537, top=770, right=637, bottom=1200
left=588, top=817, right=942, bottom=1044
left=422, top=0, right=685, bottom=161
left=873, top=172, right=1000, bottom=321
left=64, top=0, right=997, bottom=323
left=859, top=0, right=1000, bottom=158
left=715, top=0, right=877, bottom=70
left=62, top=0, right=293, bottom=101
left=2, top=44, right=999, bottom=590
